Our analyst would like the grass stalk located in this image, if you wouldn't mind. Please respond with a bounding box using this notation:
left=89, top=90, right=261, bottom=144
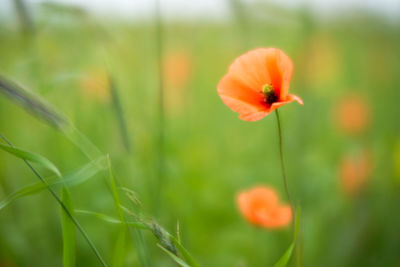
left=0, top=133, right=108, bottom=267
left=154, top=0, right=165, bottom=208
left=108, top=74, right=131, bottom=153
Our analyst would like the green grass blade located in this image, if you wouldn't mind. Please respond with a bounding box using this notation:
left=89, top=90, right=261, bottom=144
left=170, top=235, right=201, bottom=267
left=0, top=134, right=108, bottom=267
left=120, top=206, right=200, bottom=267
left=0, top=156, right=107, bottom=211
left=112, top=226, right=127, bottom=267
left=157, top=244, right=190, bottom=267
left=76, top=209, right=124, bottom=224
left=0, top=75, right=101, bottom=161
left=108, top=74, right=131, bottom=153
left=0, top=75, right=68, bottom=129
left=62, top=126, right=102, bottom=160
left=62, top=187, right=76, bottom=267
left=106, top=157, right=124, bottom=219
left=55, top=156, right=107, bottom=187
left=274, top=207, right=301, bottom=267
left=0, top=143, right=61, bottom=176
left=0, top=182, right=47, bottom=210
left=75, top=210, right=148, bottom=229
left=0, top=75, right=100, bottom=162
left=107, top=158, right=151, bottom=267
left=105, top=157, right=130, bottom=267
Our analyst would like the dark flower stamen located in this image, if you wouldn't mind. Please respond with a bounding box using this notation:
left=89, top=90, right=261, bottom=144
left=262, top=84, right=278, bottom=105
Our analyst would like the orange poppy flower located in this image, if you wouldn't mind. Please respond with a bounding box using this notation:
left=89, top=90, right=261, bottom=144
left=237, top=186, right=292, bottom=228
left=335, top=94, right=370, bottom=134
left=163, top=50, right=193, bottom=115
left=163, top=50, right=192, bottom=90
left=81, top=68, right=110, bottom=103
left=339, top=149, right=372, bottom=195
left=217, top=48, right=303, bottom=121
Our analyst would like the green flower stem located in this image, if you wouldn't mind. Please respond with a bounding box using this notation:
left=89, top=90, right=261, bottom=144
left=274, top=110, right=296, bottom=233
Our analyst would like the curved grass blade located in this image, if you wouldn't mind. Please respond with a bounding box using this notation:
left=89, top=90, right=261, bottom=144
left=75, top=210, right=148, bottom=229
left=0, top=134, right=108, bottom=267
left=0, top=75, right=68, bottom=130
left=55, top=156, right=107, bottom=187
left=107, top=158, right=151, bottom=267
left=0, top=181, right=47, bottom=210
left=157, top=244, right=190, bottom=267
left=0, top=143, right=61, bottom=176
left=120, top=206, right=200, bottom=267
left=62, top=187, right=76, bottom=267
left=112, top=226, right=127, bottom=267
left=62, top=126, right=102, bottom=160
left=108, top=74, right=131, bottom=153
left=170, top=235, right=201, bottom=267
left=274, top=207, right=301, bottom=267
left=106, top=158, right=130, bottom=267
left=0, top=156, right=108, bottom=211
left=0, top=75, right=101, bottom=161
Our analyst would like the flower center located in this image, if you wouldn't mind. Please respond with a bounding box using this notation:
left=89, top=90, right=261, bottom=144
left=262, top=84, right=278, bottom=105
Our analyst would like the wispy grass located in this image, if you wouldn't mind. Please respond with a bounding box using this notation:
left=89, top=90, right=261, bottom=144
left=0, top=156, right=108, bottom=211
left=0, top=75, right=68, bottom=130
left=108, top=73, right=131, bottom=153
left=154, top=0, right=166, bottom=212
left=77, top=201, right=201, bottom=266
left=61, top=187, right=76, bottom=267
left=0, top=74, right=153, bottom=266
left=0, top=134, right=108, bottom=267
left=106, top=157, right=152, bottom=267
left=13, top=0, right=35, bottom=35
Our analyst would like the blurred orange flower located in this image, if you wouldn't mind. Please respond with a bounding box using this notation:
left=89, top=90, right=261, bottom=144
left=163, top=50, right=193, bottom=115
left=237, top=186, right=292, bottom=228
left=80, top=68, right=110, bottom=103
left=335, top=94, right=370, bottom=134
left=163, top=50, right=192, bottom=90
left=217, top=48, right=303, bottom=121
left=340, top=149, right=372, bottom=195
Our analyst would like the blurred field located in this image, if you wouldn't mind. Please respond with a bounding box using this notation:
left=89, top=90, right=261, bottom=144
left=1, top=1, right=400, bottom=266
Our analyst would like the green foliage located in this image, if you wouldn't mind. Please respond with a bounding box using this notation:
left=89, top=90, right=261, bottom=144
left=0, top=143, right=61, bottom=176
left=1, top=3, right=400, bottom=266
left=274, top=207, right=301, bottom=267
left=62, top=187, right=76, bottom=267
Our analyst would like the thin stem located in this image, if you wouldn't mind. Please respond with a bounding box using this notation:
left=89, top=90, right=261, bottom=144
left=154, top=0, right=165, bottom=210
left=0, top=134, right=108, bottom=267
left=275, top=110, right=292, bottom=205
left=274, top=110, right=296, bottom=232
left=109, top=75, right=131, bottom=153
left=275, top=109, right=302, bottom=264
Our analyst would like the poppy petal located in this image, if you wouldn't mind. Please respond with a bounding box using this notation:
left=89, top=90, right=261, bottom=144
left=265, top=48, right=293, bottom=100
left=228, top=48, right=273, bottom=92
left=277, top=51, right=294, bottom=100
left=259, top=205, right=292, bottom=228
left=250, top=187, right=279, bottom=207
left=288, top=94, right=304, bottom=105
left=220, top=95, right=263, bottom=117
left=238, top=111, right=268, bottom=122
left=217, top=48, right=300, bottom=121
left=238, top=192, right=255, bottom=223
left=269, top=94, right=304, bottom=112
left=218, top=74, right=266, bottom=117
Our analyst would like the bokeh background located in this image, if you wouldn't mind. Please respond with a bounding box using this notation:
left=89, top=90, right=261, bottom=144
left=0, top=0, right=400, bottom=266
